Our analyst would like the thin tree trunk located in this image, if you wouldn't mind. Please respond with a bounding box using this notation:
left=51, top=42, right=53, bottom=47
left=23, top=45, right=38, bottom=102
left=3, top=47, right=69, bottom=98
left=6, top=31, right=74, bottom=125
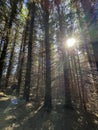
left=16, top=19, right=29, bottom=96
left=36, top=54, right=41, bottom=100
left=63, top=52, right=73, bottom=108
left=44, top=9, right=52, bottom=110
left=4, top=29, right=18, bottom=88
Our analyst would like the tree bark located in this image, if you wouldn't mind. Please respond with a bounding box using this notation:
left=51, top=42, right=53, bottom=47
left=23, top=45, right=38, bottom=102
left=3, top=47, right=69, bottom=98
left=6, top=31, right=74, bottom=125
left=5, top=29, right=18, bottom=88
left=16, top=20, right=29, bottom=96
left=23, top=2, right=35, bottom=101
left=80, top=0, right=98, bottom=70
left=0, top=0, right=19, bottom=80
left=44, top=9, right=52, bottom=110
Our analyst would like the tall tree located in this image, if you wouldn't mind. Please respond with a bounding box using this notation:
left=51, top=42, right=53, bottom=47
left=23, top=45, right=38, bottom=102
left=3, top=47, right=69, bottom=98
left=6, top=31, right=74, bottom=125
left=80, top=0, right=98, bottom=70
left=4, top=28, right=18, bottom=88
left=56, top=1, right=73, bottom=107
left=0, top=0, right=21, bottom=81
left=16, top=19, right=29, bottom=96
left=23, top=1, right=36, bottom=101
left=41, top=0, right=52, bottom=110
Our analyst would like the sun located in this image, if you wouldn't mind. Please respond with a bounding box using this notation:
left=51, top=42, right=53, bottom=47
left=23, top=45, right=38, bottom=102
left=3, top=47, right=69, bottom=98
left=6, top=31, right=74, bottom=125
left=66, top=38, right=76, bottom=48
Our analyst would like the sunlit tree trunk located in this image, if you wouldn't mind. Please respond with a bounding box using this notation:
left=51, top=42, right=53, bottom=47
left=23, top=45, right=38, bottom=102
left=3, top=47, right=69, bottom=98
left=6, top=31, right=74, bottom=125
left=5, top=29, right=18, bottom=88
left=16, top=20, right=29, bottom=96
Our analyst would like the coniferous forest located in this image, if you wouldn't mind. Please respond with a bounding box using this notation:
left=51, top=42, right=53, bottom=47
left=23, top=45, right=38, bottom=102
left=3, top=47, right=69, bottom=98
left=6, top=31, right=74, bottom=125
left=0, top=0, right=98, bottom=130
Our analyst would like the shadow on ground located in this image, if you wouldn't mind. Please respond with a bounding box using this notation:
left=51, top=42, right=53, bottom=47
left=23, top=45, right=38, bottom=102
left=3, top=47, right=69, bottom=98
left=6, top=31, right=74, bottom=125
left=0, top=92, right=98, bottom=130
left=12, top=105, right=98, bottom=130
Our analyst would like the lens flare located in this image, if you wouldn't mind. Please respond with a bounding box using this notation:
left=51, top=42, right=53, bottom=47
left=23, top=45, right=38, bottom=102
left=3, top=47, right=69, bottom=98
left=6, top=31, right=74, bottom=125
left=66, top=38, right=76, bottom=48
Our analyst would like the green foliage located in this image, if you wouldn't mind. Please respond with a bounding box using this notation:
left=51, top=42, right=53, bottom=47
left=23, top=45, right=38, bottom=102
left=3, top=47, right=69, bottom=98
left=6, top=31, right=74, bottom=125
left=20, top=5, right=28, bottom=25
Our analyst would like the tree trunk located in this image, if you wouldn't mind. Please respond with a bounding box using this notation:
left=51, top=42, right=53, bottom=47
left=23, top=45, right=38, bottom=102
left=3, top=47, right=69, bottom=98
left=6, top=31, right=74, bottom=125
left=63, top=52, right=73, bottom=108
left=36, top=54, right=41, bottom=100
left=0, top=0, right=19, bottom=80
left=16, top=19, right=29, bottom=96
left=44, top=9, right=52, bottom=110
left=57, top=5, right=73, bottom=108
left=4, top=29, right=18, bottom=89
left=23, top=2, right=35, bottom=101
left=80, top=0, right=98, bottom=70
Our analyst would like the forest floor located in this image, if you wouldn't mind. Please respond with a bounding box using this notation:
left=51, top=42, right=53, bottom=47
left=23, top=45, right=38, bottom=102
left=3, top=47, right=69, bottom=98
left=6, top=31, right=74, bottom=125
left=0, top=92, right=98, bottom=130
